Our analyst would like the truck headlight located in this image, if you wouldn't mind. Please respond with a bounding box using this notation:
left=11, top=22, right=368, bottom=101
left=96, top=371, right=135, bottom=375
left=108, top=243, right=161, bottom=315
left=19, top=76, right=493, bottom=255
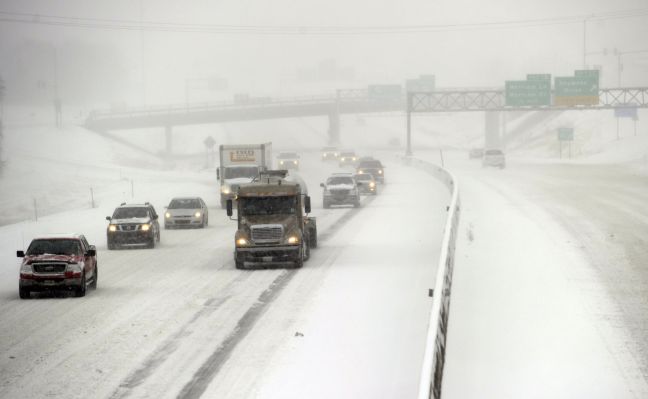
left=378, top=170, right=383, bottom=174
left=287, top=236, right=299, bottom=244
left=165, top=212, right=171, bottom=218
left=141, top=224, right=151, bottom=231
left=108, top=225, right=117, bottom=232
left=221, top=185, right=231, bottom=194
left=194, top=211, right=201, bottom=218
left=236, top=238, right=248, bottom=246
left=20, top=264, right=33, bottom=274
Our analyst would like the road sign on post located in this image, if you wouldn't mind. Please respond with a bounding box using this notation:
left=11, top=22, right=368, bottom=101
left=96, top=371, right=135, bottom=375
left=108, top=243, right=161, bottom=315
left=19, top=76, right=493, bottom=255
left=554, top=70, right=599, bottom=106
left=505, top=79, right=551, bottom=106
left=614, top=104, right=638, bottom=119
left=557, top=127, right=574, bottom=141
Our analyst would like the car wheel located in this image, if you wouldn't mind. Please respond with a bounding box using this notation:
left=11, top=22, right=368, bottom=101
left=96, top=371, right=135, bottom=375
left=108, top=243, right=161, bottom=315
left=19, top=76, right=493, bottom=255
left=354, top=198, right=361, bottom=208
left=205, top=215, right=209, bottom=227
left=107, top=240, right=115, bottom=250
left=90, top=265, right=98, bottom=290
left=148, top=236, right=155, bottom=249
left=74, top=273, right=86, bottom=297
left=19, top=287, right=30, bottom=299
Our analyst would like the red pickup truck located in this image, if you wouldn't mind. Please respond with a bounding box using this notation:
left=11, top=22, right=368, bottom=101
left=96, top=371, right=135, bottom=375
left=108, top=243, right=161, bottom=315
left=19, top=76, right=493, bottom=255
left=17, top=234, right=98, bottom=299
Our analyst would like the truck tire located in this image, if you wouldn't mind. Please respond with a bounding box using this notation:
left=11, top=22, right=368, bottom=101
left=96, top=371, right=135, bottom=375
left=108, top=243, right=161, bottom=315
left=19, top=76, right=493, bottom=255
left=74, top=273, right=86, bottom=297
left=19, top=287, right=30, bottom=299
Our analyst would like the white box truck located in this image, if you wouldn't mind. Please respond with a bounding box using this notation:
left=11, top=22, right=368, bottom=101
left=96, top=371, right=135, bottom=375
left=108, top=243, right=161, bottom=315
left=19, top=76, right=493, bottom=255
left=217, top=143, right=272, bottom=208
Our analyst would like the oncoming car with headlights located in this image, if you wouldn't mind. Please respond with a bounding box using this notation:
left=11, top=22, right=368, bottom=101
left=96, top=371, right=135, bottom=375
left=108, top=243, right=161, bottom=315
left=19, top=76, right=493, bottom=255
left=353, top=173, right=377, bottom=195
left=164, top=197, right=208, bottom=229
left=356, top=158, right=385, bottom=183
left=338, top=150, right=358, bottom=167
left=17, top=234, right=98, bottom=298
left=277, top=152, right=300, bottom=170
left=106, top=203, right=160, bottom=249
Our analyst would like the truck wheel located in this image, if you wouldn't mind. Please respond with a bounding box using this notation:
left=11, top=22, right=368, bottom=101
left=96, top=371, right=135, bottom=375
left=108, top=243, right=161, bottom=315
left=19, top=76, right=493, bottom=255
left=90, top=265, right=98, bottom=290
left=74, top=273, right=87, bottom=297
left=19, top=287, right=30, bottom=299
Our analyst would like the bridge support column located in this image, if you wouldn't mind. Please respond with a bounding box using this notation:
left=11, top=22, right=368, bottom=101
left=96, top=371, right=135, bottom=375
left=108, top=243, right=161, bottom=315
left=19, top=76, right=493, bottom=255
left=165, top=125, right=173, bottom=155
left=484, top=111, right=502, bottom=149
left=328, top=104, right=341, bottom=145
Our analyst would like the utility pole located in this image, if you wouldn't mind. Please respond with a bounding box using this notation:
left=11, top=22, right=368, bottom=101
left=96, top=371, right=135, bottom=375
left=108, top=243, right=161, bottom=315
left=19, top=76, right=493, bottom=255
left=139, top=0, right=146, bottom=106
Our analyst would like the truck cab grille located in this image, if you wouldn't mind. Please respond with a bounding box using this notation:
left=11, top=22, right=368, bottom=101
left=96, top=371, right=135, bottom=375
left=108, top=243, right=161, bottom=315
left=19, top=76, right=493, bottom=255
left=251, top=224, right=283, bottom=244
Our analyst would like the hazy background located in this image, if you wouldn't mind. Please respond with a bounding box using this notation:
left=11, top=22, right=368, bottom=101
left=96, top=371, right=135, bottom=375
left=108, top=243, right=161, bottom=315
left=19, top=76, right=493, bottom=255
left=1, top=0, right=647, bottom=108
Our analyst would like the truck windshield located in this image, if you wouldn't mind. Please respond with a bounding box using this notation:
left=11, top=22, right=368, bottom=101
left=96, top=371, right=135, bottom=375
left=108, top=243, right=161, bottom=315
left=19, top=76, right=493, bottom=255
left=27, top=239, right=82, bottom=256
left=225, top=166, right=259, bottom=179
left=240, top=196, right=297, bottom=216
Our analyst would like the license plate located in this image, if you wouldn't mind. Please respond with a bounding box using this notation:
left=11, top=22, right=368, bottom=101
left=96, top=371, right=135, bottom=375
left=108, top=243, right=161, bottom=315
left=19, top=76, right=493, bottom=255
left=262, top=256, right=273, bottom=262
left=43, top=280, right=56, bottom=285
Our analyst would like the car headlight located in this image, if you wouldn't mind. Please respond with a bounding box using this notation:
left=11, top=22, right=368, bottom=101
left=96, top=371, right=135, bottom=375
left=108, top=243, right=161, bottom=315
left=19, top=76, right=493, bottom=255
left=369, top=182, right=375, bottom=188
left=66, top=263, right=83, bottom=273
left=221, top=185, right=231, bottom=194
left=287, top=235, right=299, bottom=244
left=108, top=225, right=117, bottom=232
left=341, top=157, right=345, bottom=161
left=194, top=211, right=201, bottom=218
left=236, top=237, right=248, bottom=246
left=352, top=157, right=357, bottom=161
left=280, top=161, right=284, bottom=165
left=358, top=170, right=364, bottom=174
left=378, top=170, right=383, bottom=174
left=141, top=224, right=151, bottom=231
left=165, top=212, right=171, bottom=218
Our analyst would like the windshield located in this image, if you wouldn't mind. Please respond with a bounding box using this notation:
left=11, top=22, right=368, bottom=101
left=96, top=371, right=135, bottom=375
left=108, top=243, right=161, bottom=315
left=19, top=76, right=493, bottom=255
left=354, top=174, right=372, bottom=181
left=168, top=198, right=201, bottom=209
left=113, top=207, right=148, bottom=219
left=485, top=150, right=503, bottom=155
left=358, top=161, right=382, bottom=168
left=225, top=166, right=259, bottom=179
left=240, top=196, right=297, bottom=216
left=340, top=152, right=355, bottom=157
left=327, top=176, right=354, bottom=185
left=278, top=153, right=298, bottom=159
left=27, top=239, right=82, bottom=256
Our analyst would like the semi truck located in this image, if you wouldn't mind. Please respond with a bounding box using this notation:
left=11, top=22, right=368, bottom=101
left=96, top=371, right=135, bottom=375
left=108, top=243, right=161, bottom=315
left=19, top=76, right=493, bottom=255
left=226, top=170, right=317, bottom=269
left=217, top=143, right=272, bottom=208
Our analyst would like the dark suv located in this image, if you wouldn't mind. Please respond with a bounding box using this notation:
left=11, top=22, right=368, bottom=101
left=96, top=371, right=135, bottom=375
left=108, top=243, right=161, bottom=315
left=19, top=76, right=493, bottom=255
left=17, top=234, right=98, bottom=298
left=356, top=159, right=385, bottom=184
left=106, top=203, right=160, bottom=249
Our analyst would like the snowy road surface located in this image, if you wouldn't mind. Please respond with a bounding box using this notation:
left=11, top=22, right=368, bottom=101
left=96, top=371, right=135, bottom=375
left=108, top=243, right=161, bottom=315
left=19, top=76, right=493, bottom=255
left=0, top=145, right=448, bottom=398
left=436, top=152, right=648, bottom=398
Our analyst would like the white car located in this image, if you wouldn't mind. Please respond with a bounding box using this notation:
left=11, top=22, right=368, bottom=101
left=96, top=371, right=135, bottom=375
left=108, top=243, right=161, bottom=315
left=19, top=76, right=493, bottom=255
left=164, top=197, right=209, bottom=229
left=482, top=149, right=506, bottom=169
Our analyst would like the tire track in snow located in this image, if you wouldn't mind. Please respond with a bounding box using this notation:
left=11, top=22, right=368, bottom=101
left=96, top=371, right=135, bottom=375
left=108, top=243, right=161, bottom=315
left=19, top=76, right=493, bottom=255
left=177, top=195, right=378, bottom=399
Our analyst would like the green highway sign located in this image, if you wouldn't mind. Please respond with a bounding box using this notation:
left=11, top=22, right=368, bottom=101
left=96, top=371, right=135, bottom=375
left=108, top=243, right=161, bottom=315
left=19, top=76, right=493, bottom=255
left=368, top=84, right=402, bottom=100
left=505, top=79, right=551, bottom=106
left=406, top=75, right=436, bottom=92
left=557, top=127, right=574, bottom=141
left=555, top=70, right=599, bottom=106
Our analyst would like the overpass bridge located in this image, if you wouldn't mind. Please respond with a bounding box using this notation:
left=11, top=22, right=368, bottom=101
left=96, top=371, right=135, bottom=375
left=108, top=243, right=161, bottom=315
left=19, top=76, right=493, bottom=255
left=84, top=90, right=404, bottom=153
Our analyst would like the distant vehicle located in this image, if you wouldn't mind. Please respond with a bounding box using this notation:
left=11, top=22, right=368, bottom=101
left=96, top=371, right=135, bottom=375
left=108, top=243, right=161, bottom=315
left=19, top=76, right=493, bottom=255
left=106, top=203, right=161, bottom=249
left=164, top=197, right=209, bottom=229
left=338, top=150, right=358, bottom=167
left=356, top=158, right=385, bottom=183
left=217, top=143, right=272, bottom=208
left=321, top=146, right=339, bottom=161
left=482, top=149, right=506, bottom=169
left=17, top=234, right=98, bottom=298
left=353, top=173, right=377, bottom=195
left=321, top=173, right=361, bottom=208
left=277, top=152, right=300, bottom=170
left=469, top=148, right=484, bottom=159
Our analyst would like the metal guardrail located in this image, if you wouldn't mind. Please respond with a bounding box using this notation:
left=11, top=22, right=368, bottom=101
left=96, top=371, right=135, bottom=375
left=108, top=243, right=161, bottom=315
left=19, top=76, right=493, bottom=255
left=400, top=156, right=460, bottom=399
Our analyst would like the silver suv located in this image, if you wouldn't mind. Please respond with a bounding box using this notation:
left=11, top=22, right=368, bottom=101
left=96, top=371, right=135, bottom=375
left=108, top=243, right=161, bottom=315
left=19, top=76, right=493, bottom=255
left=320, top=173, right=361, bottom=208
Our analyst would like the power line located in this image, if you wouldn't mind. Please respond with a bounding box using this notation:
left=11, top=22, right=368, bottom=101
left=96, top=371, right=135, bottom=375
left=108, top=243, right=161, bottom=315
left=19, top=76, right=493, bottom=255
left=0, top=8, right=647, bottom=35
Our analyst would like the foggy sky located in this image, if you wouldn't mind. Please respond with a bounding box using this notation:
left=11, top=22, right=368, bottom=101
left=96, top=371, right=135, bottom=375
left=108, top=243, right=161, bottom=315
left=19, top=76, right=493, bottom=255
left=0, top=0, right=646, bottom=106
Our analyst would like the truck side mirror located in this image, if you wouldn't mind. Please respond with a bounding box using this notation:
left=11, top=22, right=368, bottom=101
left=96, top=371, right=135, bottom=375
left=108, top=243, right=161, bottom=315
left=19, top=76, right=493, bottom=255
left=226, top=199, right=233, bottom=217
left=105, top=216, right=112, bottom=221
left=319, top=183, right=325, bottom=188
left=217, top=168, right=220, bottom=181
left=17, top=250, right=25, bottom=258
left=304, top=196, right=311, bottom=214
